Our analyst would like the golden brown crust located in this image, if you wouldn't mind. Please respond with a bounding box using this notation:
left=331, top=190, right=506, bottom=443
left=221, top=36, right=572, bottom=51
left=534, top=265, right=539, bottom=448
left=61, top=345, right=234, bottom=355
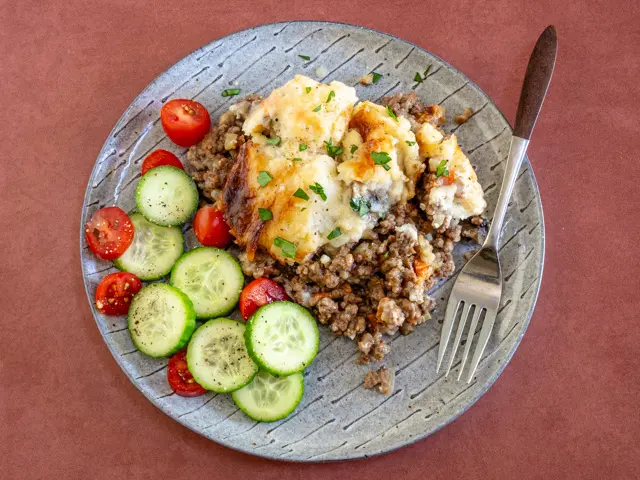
left=219, top=141, right=264, bottom=260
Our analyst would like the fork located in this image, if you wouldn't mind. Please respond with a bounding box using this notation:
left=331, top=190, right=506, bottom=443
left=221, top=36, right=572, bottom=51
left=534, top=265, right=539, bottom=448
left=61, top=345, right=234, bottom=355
left=436, top=25, right=557, bottom=382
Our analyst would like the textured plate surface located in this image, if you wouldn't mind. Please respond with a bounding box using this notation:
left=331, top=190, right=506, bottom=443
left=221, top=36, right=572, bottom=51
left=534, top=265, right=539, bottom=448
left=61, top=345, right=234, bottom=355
left=80, top=21, right=544, bottom=461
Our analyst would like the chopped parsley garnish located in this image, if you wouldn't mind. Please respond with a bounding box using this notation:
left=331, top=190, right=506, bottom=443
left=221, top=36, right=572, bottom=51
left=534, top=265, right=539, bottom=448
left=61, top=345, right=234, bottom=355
left=222, top=88, right=241, bottom=97
left=257, top=170, right=272, bottom=187
left=350, top=197, right=370, bottom=217
left=293, top=188, right=309, bottom=200
left=266, top=136, right=281, bottom=145
left=436, top=159, right=449, bottom=177
left=406, top=140, right=416, bottom=146
left=312, top=105, right=322, bottom=112
left=299, top=144, right=308, bottom=151
left=274, top=237, right=296, bottom=259
left=258, top=208, right=273, bottom=221
left=292, top=157, right=303, bottom=162
left=327, top=227, right=342, bottom=240
left=371, top=151, right=392, bottom=171
left=423, top=64, right=432, bottom=77
left=299, top=55, right=311, bottom=61
left=326, top=90, right=335, bottom=103
left=305, top=86, right=312, bottom=93
left=372, top=72, right=382, bottom=84
left=350, top=144, right=358, bottom=154
left=386, top=105, right=398, bottom=122
left=309, top=182, right=327, bottom=201
left=324, top=138, right=343, bottom=158
left=414, top=72, right=423, bottom=83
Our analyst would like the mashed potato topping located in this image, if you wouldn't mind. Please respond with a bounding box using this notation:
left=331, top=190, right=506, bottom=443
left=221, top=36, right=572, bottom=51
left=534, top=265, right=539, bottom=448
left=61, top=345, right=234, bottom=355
left=219, top=75, right=485, bottom=263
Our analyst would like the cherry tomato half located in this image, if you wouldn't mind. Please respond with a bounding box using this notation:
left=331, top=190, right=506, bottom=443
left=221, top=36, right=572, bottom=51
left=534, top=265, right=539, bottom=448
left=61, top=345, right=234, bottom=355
left=193, top=206, right=233, bottom=248
left=160, top=99, right=211, bottom=147
left=141, top=149, right=184, bottom=176
left=95, top=272, right=142, bottom=315
left=168, top=350, right=207, bottom=397
left=85, top=207, right=134, bottom=260
left=239, top=278, right=290, bottom=320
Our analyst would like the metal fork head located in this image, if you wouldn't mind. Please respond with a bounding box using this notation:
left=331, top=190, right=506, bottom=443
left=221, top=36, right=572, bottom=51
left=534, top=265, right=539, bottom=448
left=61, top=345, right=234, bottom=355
left=436, top=246, right=502, bottom=383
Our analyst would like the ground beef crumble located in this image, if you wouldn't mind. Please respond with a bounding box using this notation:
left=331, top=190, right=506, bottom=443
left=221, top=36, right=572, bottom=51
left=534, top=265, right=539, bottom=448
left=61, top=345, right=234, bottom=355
left=187, top=93, right=484, bottom=394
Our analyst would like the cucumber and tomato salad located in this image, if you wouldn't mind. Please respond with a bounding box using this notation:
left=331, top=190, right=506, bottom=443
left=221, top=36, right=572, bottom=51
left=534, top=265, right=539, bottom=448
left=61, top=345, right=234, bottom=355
left=85, top=98, right=320, bottom=422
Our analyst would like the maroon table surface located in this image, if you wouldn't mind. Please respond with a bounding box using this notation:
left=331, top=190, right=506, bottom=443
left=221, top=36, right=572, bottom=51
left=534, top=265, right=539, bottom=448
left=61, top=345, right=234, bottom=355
left=1, top=1, right=639, bottom=478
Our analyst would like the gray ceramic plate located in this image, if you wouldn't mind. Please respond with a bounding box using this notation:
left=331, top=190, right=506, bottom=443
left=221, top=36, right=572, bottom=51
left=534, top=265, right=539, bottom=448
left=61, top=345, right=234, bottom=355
left=80, top=21, right=544, bottom=461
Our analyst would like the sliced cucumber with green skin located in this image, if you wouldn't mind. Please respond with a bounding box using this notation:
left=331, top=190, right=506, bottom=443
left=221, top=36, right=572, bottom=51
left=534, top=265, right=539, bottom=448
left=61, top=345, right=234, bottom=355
left=170, top=247, right=244, bottom=319
left=245, top=301, right=319, bottom=376
left=127, top=283, right=196, bottom=357
left=232, top=371, right=304, bottom=422
left=187, top=318, right=258, bottom=393
left=135, top=165, right=198, bottom=226
left=114, top=213, right=183, bottom=281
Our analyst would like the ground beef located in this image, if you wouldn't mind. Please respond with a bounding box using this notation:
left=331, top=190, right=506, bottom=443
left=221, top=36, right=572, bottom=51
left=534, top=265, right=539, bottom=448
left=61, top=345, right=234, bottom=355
left=381, top=92, right=446, bottom=130
left=187, top=94, right=262, bottom=201
left=364, top=366, right=395, bottom=395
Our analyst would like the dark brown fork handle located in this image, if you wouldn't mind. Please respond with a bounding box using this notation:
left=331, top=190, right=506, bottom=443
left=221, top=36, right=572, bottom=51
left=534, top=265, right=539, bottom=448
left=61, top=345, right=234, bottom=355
left=514, top=25, right=558, bottom=139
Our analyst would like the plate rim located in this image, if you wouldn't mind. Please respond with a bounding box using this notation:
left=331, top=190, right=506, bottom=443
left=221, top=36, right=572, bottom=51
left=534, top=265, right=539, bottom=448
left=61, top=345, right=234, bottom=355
left=79, top=19, right=545, bottom=462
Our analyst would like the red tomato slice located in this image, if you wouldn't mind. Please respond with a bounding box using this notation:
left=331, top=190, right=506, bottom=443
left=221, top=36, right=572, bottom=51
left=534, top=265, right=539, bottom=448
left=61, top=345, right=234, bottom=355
left=161, top=99, right=211, bottom=147
left=239, top=278, right=290, bottom=320
left=95, top=272, right=142, bottom=315
left=193, top=206, right=233, bottom=248
left=141, top=150, right=184, bottom=175
left=85, top=207, right=134, bottom=260
left=168, top=350, right=208, bottom=397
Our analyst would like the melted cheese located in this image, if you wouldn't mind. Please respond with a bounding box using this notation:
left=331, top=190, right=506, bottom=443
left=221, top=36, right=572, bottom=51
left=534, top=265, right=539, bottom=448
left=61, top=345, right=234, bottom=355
left=337, top=101, right=423, bottom=210
left=243, top=74, right=357, bottom=153
left=416, top=123, right=486, bottom=227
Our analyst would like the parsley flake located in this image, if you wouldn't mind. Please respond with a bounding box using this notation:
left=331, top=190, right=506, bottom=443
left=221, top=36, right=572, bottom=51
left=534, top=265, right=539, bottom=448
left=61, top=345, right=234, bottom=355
left=386, top=105, right=398, bottom=122
left=436, top=159, right=449, bottom=177
left=299, top=55, right=311, bottom=61
left=222, top=88, right=241, bottom=97
left=312, top=105, right=322, bottom=112
left=372, top=72, right=382, bottom=84
left=292, top=157, right=303, bottom=162
left=258, top=208, right=273, bottom=221
left=257, top=171, right=272, bottom=187
left=326, top=90, right=335, bottom=103
left=423, top=64, right=432, bottom=78
left=293, top=188, right=309, bottom=201
left=371, top=151, right=392, bottom=171
left=406, top=140, right=416, bottom=146
left=327, top=227, right=342, bottom=240
left=350, top=144, right=358, bottom=154
left=299, top=144, right=308, bottom=152
left=350, top=197, right=370, bottom=217
left=324, top=138, right=343, bottom=158
left=266, top=136, right=281, bottom=145
left=414, top=72, right=423, bottom=83
left=274, top=237, right=297, bottom=259
left=309, top=182, right=327, bottom=201
left=305, top=86, right=312, bottom=94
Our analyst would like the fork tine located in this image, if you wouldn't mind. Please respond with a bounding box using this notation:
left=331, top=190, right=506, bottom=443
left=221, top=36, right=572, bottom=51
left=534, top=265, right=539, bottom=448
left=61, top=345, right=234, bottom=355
left=457, top=306, right=484, bottom=380
left=445, top=302, right=471, bottom=377
left=466, top=308, right=497, bottom=383
left=436, top=298, right=461, bottom=373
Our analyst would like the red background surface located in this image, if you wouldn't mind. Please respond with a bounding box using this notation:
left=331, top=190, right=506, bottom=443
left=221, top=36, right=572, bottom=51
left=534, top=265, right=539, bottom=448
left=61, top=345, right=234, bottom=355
left=1, top=1, right=639, bottom=478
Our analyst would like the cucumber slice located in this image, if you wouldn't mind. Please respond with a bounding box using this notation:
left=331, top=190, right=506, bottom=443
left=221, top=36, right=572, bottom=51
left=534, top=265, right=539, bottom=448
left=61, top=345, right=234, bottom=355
left=170, top=247, right=244, bottom=319
left=127, top=283, right=196, bottom=357
left=114, top=213, right=183, bottom=281
left=135, top=165, right=198, bottom=226
left=245, top=301, right=319, bottom=376
left=232, top=371, right=304, bottom=422
left=187, top=318, right=258, bottom=393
